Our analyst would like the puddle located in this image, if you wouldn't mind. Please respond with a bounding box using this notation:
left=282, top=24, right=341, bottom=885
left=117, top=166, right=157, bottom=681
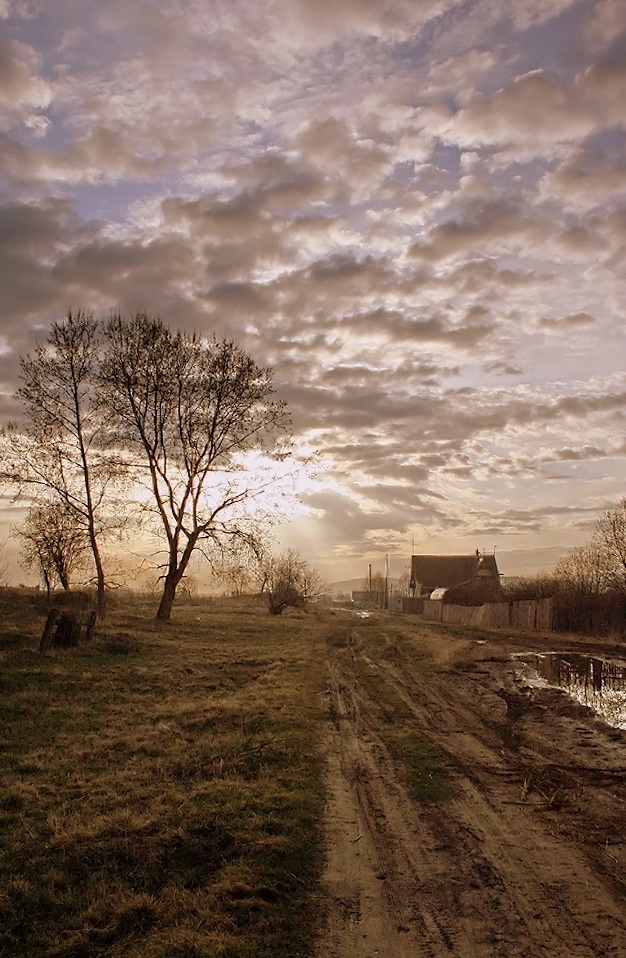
left=517, top=652, right=626, bottom=729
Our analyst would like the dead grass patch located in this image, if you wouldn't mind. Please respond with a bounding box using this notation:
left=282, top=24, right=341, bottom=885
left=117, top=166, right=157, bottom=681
left=0, top=592, right=327, bottom=957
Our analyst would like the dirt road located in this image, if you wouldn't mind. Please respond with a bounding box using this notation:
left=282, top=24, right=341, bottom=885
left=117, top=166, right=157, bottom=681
left=317, top=620, right=626, bottom=958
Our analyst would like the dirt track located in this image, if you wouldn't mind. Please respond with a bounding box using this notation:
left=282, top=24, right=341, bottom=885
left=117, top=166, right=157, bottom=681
left=317, top=622, right=626, bottom=958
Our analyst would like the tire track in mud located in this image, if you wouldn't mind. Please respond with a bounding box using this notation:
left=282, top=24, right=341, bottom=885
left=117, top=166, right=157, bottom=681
left=368, top=646, right=626, bottom=956
left=319, top=660, right=465, bottom=957
left=317, top=640, right=626, bottom=958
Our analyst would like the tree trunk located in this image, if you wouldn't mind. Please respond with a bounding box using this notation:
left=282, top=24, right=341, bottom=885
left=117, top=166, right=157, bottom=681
left=39, top=608, right=59, bottom=651
left=156, top=572, right=178, bottom=621
left=78, top=406, right=107, bottom=619
left=95, top=567, right=106, bottom=619
left=155, top=536, right=198, bottom=621
left=90, top=533, right=106, bottom=619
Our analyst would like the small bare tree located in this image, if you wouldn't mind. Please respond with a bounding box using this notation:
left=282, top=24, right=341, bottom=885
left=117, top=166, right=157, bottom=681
left=15, top=502, right=90, bottom=600
left=360, top=571, right=387, bottom=608
left=371, top=571, right=387, bottom=609
left=264, top=549, right=327, bottom=615
left=100, top=313, right=291, bottom=621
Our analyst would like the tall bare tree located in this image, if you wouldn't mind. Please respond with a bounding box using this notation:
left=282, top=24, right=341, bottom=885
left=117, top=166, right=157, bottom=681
left=593, top=498, right=626, bottom=595
left=100, top=313, right=290, bottom=620
left=16, top=502, right=90, bottom=599
left=0, top=311, right=119, bottom=616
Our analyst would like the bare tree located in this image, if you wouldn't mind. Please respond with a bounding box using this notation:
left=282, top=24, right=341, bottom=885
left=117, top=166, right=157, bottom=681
left=264, top=549, right=327, bottom=615
left=15, top=502, right=89, bottom=599
left=369, top=571, right=388, bottom=609
left=360, top=571, right=387, bottom=608
left=398, top=570, right=411, bottom=596
left=0, top=311, right=121, bottom=616
left=213, top=554, right=256, bottom=596
left=100, top=313, right=290, bottom=620
left=553, top=543, right=606, bottom=595
left=593, top=498, right=626, bottom=595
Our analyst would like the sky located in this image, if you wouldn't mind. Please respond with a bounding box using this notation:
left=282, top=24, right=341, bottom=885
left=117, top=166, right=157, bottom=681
left=1, top=0, right=625, bottom=586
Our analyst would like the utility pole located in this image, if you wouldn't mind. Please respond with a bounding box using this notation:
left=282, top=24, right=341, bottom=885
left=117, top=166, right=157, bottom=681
left=385, top=553, right=389, bottom=610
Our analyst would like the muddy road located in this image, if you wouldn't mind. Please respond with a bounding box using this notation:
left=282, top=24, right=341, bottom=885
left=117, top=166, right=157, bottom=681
left=316, top=620, right=626, bottom=958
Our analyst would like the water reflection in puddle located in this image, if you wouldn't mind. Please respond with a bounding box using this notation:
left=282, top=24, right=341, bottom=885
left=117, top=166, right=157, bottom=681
left=518, top=652, right=626, bottom=729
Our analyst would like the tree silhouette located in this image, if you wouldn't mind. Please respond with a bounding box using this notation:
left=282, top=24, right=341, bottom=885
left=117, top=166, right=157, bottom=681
left=16, top=502, right=89, bottom=599
left=100, top=313, right=290, bottom=621
left=1, top=311, right=123, bottom=616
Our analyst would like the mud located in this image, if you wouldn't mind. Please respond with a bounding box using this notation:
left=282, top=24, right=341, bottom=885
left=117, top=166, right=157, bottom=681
left=517, top=652, right=626, bottom=729
left=317, top=623, right=626, bottom=958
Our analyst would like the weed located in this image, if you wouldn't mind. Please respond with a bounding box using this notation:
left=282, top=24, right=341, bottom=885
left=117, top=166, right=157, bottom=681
left=383, top=728, right=456, bottom=803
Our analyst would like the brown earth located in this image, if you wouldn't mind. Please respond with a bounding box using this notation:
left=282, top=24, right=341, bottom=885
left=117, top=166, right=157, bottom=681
left=316, top=622, right=626, bottom=958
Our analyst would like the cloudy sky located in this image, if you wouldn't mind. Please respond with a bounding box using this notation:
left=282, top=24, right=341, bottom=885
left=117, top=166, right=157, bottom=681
left=1, top=0, right=625, bottom=584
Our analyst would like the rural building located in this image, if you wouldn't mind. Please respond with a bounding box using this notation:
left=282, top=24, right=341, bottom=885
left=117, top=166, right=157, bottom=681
left=410, top=551, right=500, bottom=600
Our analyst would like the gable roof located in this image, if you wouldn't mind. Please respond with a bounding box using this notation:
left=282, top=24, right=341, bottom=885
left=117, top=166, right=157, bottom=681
left=411, top=553, right=499, bottom=591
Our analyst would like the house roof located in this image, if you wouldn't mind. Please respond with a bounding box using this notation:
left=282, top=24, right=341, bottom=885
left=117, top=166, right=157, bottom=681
left=411, top=553, right=499, bottom=590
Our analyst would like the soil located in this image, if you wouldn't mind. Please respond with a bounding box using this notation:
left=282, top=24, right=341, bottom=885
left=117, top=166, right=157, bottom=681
left=316, top=624, right=626, bottom=958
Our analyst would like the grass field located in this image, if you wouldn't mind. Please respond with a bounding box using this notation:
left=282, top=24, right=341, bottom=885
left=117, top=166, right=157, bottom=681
left=0, top=590, right=330, bottom=958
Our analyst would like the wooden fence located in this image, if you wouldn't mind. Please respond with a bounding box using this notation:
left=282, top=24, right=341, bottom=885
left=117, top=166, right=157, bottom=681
left=420, top=597, right=554, bottom=631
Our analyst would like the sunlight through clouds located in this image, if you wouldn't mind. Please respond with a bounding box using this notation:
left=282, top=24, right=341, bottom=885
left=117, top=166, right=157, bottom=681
left=0, top=0, right=625, bottom=582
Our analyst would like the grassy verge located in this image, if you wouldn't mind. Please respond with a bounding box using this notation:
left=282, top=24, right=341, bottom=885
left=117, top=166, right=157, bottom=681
left=0, top=592, right=327, bottom=958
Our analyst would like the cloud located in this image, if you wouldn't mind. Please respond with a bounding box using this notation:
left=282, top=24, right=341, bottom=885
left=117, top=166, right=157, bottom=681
left=434, top=70, right=601, bottom=155
left=577, top=29, right=626, bottom=126
left=408, top=196, right=543, bottom=261
left=0, top=39, right=51, bottom=132
left=0, top=0, right=625, bottom=580
left=265, top=0, right=459, bottom=44
left=538, top=312, right=596, bottom=333
left=0, top=1, right=41, bottom=19
left=542, top=147, right=626, bottom=211
left=0, top=197, right=83, bottom=322
left=543, top=444, right=611, bottom=462
left=582, top=0, right=625, bottom=54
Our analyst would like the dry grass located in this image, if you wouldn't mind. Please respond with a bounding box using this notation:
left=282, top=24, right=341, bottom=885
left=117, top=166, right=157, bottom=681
left=0, top=590, right=328, bottom=958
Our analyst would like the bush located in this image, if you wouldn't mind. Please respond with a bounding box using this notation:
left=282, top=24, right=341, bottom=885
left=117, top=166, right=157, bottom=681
left=264, top=550, right=326, bottom=616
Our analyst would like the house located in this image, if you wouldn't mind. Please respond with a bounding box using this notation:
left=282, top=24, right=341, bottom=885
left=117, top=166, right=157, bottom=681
left=410, top=550, right=500, bottom=598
